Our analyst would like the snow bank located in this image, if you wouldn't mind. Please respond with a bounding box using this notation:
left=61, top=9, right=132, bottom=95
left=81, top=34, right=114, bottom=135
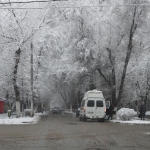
left=111, top=119, right=150, bottom=125
left=117, top=108, right=136, bottom=121
left=146, top=111, right=150, bottom=115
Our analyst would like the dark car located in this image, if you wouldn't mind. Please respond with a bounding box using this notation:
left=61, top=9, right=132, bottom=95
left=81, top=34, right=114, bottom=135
left=52, top=107, right=61, bottom=114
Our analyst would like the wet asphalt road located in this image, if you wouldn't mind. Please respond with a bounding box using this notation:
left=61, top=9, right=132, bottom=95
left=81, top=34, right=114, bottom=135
left=0, top=112, right=150, bottom=150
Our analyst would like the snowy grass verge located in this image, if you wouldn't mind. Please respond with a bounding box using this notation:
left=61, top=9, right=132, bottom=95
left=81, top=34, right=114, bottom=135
left=0, top=112, right=49, bottom=125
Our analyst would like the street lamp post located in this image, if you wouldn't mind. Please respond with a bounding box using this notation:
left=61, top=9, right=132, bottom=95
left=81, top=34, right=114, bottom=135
left=30, top=42, right=34, bottom=117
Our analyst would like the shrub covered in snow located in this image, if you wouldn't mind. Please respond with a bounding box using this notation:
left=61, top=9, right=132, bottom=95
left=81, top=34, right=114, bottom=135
left=117, top=108, right=136, bottom=121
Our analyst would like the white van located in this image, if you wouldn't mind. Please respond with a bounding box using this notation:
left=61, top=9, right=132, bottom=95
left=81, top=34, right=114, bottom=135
left=79, top=89, right=107, bottom=122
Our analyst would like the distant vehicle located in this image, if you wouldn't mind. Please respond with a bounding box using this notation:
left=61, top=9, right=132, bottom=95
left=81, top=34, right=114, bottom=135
left=76, top=108, right=80, bottom=117
left=52, top=107, right=61, bottom=114
left=80, top=89, right=108, bottom=122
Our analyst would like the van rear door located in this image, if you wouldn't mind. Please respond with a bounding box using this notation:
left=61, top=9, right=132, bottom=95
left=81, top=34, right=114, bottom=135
left=86, top=100, right=95, bottom=118
left=95, top=100, right=105, bottom=118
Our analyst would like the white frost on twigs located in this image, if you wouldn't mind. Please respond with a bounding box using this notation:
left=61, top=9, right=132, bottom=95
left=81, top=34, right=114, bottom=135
left=117, top=108, right=136, bottom=121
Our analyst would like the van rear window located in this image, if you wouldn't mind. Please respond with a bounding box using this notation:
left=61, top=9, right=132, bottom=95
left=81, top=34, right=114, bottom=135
left=96, top=100, right=103, bottom=107
left=87, top=100, right=94, bottom=107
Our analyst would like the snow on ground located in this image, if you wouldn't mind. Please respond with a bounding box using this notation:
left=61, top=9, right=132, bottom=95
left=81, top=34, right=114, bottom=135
left=108, top=108, right=150, bottom=124
left=0, top=111, right=150, bottom=125
left=146, top=111, right=150, bottom=115
left=144, top=132, right=150, bottom=135
left=111, top=117, right=150, bottom=125
left=0, top=112, right=48, bottom=125
left=111, top=110, right=150, bottom=125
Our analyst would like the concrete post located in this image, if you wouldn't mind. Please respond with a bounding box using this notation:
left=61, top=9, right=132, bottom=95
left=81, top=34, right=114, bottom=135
left=16, top=101, right=21, bottom=118
left=30, top=42, right=34, bottom=117
left=113, top=107, right=117, bottom=119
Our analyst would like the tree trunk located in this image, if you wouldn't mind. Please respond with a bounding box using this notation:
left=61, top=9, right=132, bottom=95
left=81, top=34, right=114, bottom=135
left=13, top=47, right=21, bottom=118
left=111, top=58, right=117, bottom=106
left=60, top=91, right=70, bottom=108
left=106, top=48, right=117, bottom=106
left=117, top=6, right=137, bottom=105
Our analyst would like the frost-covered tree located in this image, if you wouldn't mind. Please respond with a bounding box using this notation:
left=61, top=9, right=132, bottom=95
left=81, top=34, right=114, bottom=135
left=0, top=2, right=46, bottom=117
left=92, top=0, right=148, bottom=107
left=0, top=0, right=150, bottom=113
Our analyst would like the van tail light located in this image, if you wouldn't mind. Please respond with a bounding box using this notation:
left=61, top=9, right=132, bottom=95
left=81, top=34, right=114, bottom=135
left=104, top=107, right=106, bottom=112
left=84, top=107, right=86, bottom=111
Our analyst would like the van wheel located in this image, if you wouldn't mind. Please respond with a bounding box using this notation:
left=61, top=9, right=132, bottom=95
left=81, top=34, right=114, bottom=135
left=79, top=116, right=82, bottom=121
left=81, top=116, right=85, bottom=122
left=81, top=116, right=84, bottom=122
left=83, top=117, right=87, bottom=122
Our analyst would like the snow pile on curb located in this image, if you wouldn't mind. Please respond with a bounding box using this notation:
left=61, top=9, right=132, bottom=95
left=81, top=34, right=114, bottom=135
left=117, top=108, right=136, bottom=121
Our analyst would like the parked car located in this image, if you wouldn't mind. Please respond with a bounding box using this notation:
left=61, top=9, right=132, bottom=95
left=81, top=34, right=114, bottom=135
left=52, top=107, right=61, bottom=114
left=76, top=108, right=80, bottom=117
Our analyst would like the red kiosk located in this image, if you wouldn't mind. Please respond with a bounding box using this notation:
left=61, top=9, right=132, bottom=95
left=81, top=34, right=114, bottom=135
left=0, top=99, right=4, bottom=113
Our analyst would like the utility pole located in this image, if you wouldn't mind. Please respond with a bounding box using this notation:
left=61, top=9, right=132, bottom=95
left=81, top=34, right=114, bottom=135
left=30, top=42, right=34, bottom=117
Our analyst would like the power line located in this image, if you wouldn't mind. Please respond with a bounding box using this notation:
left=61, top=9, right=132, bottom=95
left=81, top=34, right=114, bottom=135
left=0, top=0, right=66, bottom=5
left=0, top=7, right=44, bottom=9
left=0, top=1, right=50, bottom=5
left=0, top=0, right=149, bottom=5
left=0, top=3, right=150, bottom=9
left=0, top=0, right=149, bottom=9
